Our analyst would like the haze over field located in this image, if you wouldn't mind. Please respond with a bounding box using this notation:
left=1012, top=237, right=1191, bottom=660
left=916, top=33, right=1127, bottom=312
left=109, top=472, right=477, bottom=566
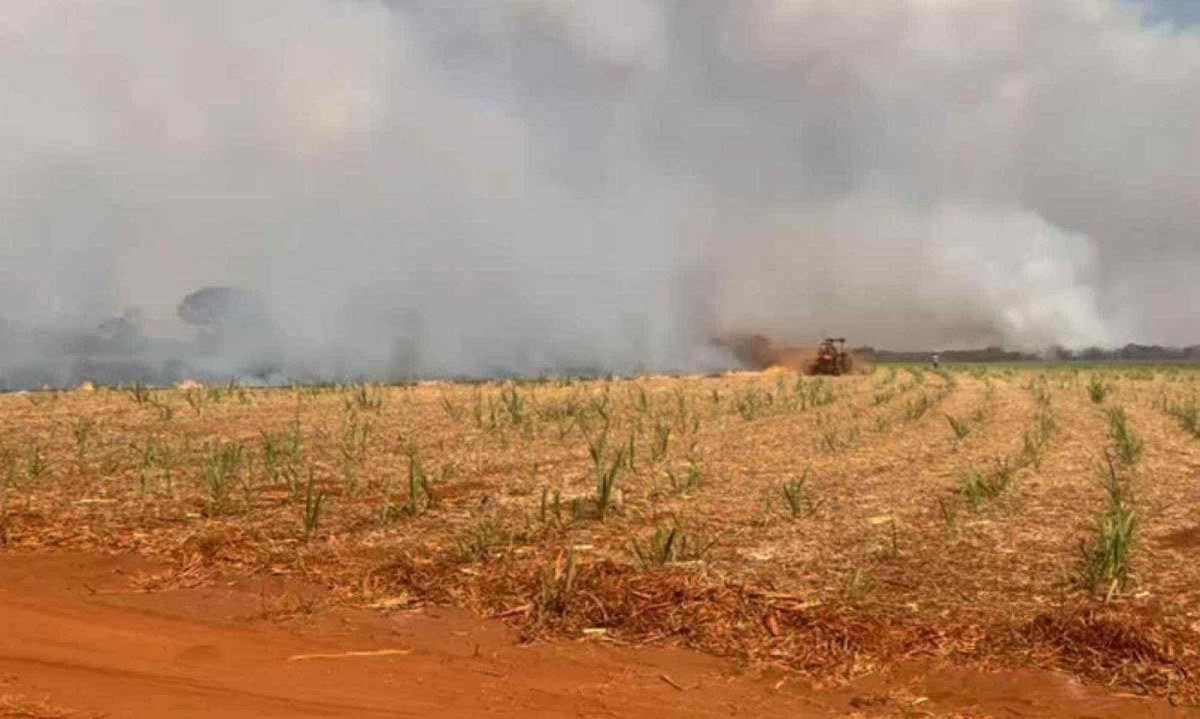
left=2, top=0, right=1199, bottom=382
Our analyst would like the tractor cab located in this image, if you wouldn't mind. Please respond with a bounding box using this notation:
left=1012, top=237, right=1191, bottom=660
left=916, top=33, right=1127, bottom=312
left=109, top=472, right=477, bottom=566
left=810, top=337, right=852, bottom=376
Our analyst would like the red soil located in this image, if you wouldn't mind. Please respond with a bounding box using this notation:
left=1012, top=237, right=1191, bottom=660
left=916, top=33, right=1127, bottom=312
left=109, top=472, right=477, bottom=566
left=0, top=552, right=1186, bottom=718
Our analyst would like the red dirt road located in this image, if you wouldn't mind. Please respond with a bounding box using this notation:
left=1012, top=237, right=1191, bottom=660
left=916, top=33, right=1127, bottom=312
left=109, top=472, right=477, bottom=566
left=0, top=553, right=1189, bottom=718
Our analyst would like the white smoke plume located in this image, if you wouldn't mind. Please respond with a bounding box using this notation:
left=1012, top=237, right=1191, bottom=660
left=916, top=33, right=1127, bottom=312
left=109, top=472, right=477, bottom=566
left=1, top=0, right=1198, bottom=383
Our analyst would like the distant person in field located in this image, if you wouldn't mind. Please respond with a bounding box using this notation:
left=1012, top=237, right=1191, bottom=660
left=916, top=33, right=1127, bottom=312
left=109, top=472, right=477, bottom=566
left=932, top=353, right=940, bottom=369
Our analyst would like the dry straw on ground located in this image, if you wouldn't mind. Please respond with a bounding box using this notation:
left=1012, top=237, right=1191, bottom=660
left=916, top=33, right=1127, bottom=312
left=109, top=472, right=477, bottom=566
left=1, top=365, right=1198, bottom=701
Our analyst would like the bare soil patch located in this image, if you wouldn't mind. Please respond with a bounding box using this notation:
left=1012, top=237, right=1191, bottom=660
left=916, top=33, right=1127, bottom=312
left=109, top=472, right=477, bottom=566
left=0, top=552, right=1188, bottom=718
left=1159, top=525, right=1200, bottom=550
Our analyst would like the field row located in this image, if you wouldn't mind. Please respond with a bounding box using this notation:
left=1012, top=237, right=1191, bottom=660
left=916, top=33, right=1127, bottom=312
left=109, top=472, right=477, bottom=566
left=2, top=367, right=1199, bottom=698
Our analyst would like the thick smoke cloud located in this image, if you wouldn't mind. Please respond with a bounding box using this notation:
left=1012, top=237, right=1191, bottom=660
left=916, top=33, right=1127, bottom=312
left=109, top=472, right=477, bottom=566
left=1, top=0, right=1198, bottom=384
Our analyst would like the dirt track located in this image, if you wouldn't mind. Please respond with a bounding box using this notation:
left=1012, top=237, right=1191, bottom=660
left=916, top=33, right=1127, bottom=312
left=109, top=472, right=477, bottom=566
left=0, top=552, right=1187, bottom=718
left=0, top=553, right=819, bottom=718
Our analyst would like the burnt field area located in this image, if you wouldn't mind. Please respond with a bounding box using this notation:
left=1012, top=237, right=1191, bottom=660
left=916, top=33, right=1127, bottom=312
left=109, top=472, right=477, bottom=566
left=2, top=366, right=1199, bottom=717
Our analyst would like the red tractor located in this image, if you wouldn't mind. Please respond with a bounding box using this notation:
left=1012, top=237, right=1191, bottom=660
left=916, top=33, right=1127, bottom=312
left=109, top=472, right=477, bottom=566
left=810, top=337, right=852, bottom=376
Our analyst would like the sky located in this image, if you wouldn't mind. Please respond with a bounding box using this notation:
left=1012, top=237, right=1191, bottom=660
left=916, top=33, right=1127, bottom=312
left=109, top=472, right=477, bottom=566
left=1144, top=0, right=1200, bottom=24
left=2, top=0, right=1200, bottom=381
